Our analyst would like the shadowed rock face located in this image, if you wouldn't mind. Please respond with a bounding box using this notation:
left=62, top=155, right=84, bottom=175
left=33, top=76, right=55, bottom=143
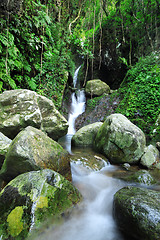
left=113, top=186, right=160, bottom=240
left=0, top=89, right=68, bottom=140
left=94, top=113, right=146, bottom=164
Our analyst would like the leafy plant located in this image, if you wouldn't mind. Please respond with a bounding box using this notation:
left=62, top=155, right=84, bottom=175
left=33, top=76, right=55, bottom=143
left=116, top=52, right=160, bottom=136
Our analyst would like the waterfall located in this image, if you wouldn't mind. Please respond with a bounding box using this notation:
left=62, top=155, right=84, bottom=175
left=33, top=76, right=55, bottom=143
left=67, top=66, right=86, bottom=135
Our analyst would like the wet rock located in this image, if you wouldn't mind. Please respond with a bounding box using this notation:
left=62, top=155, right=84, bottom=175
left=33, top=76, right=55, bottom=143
left=94, top=114, right=146, bottom=164
left=0, top=89, right=68, bottom=140
left=122, top=169, right=156, bottom=185
left=0, top=169, right=81, bottom=239
left=0, top=126, right=71, bottom=183
left=75, top=93, right=120, bottom=130
left=85, top=79, right=110, bottom=97
left=0, top=132, right=12, bottom=169
left=122, top=163, right=131, bottom=171
left=70, top=148, right=108, bottom=171
left=140, top=144, right=159, bottom=169
left=113, top=186, right=160, bottom=240
left=72, top=122, right=103, bottom=147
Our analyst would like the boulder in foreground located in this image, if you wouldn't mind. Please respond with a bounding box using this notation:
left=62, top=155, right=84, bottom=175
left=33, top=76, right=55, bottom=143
left=0, top=169, right=81, bottom=239
left=113, top=186, right=160, bottom=240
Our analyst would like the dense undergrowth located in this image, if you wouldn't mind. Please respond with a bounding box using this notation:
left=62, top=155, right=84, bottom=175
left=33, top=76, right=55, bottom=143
left=0, top=0, right=77, bottom=109
left=115, top=52, right=160, bottom=136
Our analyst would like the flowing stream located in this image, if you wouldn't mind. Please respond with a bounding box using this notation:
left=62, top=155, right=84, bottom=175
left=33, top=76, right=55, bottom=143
left=38, top=163, right=125, bottom=240
left=52, top=66, right=126, bottom=240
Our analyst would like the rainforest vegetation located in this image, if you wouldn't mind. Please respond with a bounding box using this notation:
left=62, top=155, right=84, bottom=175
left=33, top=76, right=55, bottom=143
left=0, top=0, right=160, bottom=135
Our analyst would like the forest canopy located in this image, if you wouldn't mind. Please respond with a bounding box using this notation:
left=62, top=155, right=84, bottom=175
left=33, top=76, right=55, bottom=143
left=0, top=0, right=159, bottom=109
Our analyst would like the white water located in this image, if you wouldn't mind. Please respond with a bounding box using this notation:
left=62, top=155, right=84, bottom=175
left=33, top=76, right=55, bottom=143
left=52, top=66, right=125, bottom=240
left=36, top=164, right=125, bottom=240
left=67, top=66, right=86, bottom=135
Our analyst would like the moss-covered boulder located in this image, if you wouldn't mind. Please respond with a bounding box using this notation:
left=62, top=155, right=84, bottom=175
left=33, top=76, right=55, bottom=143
left=94, top=114, right=146, bottom=164
left=0, top=132, right=12, bottom=169
left=140, top=145, right=159, bottom=169
left=113, top=186, right=160, bottom=240
left=0, top=126, right=71, bottom=183
left=0, top=169, right=81, bottom=240
left=71, top=122, right=103, bottom=147
left=85, top=79, right=110, bottom=97
left=0, top=89, right=68, bottom=140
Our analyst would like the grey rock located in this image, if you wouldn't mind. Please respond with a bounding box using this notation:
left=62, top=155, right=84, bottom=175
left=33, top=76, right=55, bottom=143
left=0, top=126, right=71, bottom=183
left=94, top=114, right=146, bottom=164
left=140, top=144, right=159, bottom=169
left=72, top=122, right=103, bottom=147
left=0, top=132, right=12, bottom=168
left=85, top=79, right=110, bottom=97
left=0, top=89, right=68, bottom=140
left=113, top=186, right=160, bottom=240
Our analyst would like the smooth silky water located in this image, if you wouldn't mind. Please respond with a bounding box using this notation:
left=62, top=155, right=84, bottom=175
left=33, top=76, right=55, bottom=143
left=52, top=66, right=126, bottom=240
left=35, top=157, right=125, bottom=240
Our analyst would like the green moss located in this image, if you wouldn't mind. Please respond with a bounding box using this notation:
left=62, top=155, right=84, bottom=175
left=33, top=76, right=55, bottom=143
left=35, top=196, right=48, bottom=209
left=7, top=206, right=24, bottom=237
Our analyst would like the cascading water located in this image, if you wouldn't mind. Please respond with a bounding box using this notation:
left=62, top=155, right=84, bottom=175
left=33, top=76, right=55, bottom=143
left=68, top=66, right=86, bottom=135
left=59, top=66, right=86, bottom=153
left=46, top=66, right=126, bottom=240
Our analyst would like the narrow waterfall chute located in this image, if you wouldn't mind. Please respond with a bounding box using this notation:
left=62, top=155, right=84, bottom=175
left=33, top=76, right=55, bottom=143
left=68, top=66, right=86, bottom=135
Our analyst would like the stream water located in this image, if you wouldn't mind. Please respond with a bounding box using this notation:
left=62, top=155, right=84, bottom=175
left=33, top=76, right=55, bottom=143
left=50, top=66, right=126, bottom=240
left=36, top=162, right=125, bottom=240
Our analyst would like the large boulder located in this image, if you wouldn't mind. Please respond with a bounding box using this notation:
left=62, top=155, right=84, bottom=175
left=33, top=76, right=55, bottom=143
left=0, top=169, right=81, bottom=240
left=140, top=144, right=159, bottom=169
left=94, top=114, right=146, bottom=164
left=113, top=186, right=160, bottom=240
left=0, top=89, right=68, bottom=140
left=71, top=122, right=103, bottom=147
left=0, top=126, right=71, bottom=183
left=0, top=132, right=12, bottom=168
left=85, top=79, right=110, bottom=97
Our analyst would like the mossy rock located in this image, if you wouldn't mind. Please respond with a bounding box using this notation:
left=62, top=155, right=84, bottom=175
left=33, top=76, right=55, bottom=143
left=0, top=89, right=68, bottom=140
left=94, top=114, right=146, bottom=164
left=0, top=126, right=71, bottom=183
left=71, top=122, right=103, bottom=147
left=113, top=186, right=160, bottom=240
left=121, top=169, right=156, bottom=185
left=85, top=79, right=110, bottom=97
left=0, top=169, right=81, bottom=240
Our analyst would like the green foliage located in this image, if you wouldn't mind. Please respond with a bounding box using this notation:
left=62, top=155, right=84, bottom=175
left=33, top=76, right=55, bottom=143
left=0, top=0, right=76, bottom=108
left=87, top=95, right=104, bottom=110
left=116, top=52, right=160, bottom=135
